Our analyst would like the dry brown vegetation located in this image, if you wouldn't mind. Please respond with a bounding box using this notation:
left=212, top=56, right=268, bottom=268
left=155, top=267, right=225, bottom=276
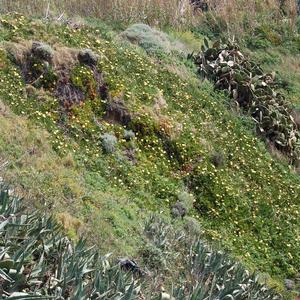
left=0, top=0, right=196, bottom=28
left=202, top=0, right=298, bottom=35
left=1, top=0, right=297, bottom=31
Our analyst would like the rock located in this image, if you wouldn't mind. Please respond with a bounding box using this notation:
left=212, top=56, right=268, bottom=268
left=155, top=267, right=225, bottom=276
left=171, top=201, right=187, bottom=219
left=104, top=98, right=132, bottom=126
left=161, top=292, right=174, bottom=300
left=31, top=41, right=54, bottom=62
left=124, top=148, right=137, bottom=165
left=124, top=129, right=135, bottom=141
left=118, top=258, right=144, bottom=276
left=284, top=279, right=295, bottom=290
left=78, top=48, right=99, bottom=66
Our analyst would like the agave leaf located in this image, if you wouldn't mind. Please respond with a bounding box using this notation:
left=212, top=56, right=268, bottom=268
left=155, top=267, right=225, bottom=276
left=8, top=294, right=53, bottom=299
left=275, top=140, right=286, bottom=146
left=204, top=38, right=209, bottom=49
left=30, top=252, right=45, bottom=278
left=120, top=282, right=135, bottom=300
left=0, top=267, right=14, bottom=282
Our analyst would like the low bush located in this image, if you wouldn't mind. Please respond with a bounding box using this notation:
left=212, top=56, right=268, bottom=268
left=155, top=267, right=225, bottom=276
left=101, top=133, right=118, bottom=153
left=121, top=23, right=184, bottom=56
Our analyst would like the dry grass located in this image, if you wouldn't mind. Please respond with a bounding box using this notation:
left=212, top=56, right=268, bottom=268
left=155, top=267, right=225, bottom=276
left=3, top=41, right=31, bottom=65
left=203, top=0, right=298, bottom=35
left=1, top=0, right=297, bottom=33
left=0, top=99, right=9, bottom=117
left=53, top=46, right=79, bottom=68
left=56, top=212, right=83, bottom=237
left=0, top=0, right=197, bottom=29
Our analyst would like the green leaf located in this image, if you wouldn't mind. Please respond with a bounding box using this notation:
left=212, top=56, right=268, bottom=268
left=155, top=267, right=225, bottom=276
left=0, top=268, right=13, bottom=282
left=8, top=294, right=53, bottom=299
left=204, top=38, right=209, bottom=49
left=121, top=282, right=135, bottom=300
left=0, top=219, right=9, bottom=231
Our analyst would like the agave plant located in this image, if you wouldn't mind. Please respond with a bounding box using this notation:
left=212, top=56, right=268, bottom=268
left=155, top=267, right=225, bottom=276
left=172, top=240, right=282, bottom=300
left=0, top=188, right=284, bottom=300
left=143, top=216, right=282, bottom=300
left=192, top=38, right=300, bottom=164
left=0, top=185, right=139, bottom=299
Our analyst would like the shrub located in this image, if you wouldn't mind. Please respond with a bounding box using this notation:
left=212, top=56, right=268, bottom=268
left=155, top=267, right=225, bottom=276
left=177, top=191, right=194, bottom=211
left=121, top=23, right=185, bottom=56
left=31, top=41, right=54, bottom=62
left=78, top=48, right=99, bottom=66
left=171, top=201, right=187, bottom=219
left=101, top=132, right=118, bottom=153
left=121, top=24, right=172, bottom=54
left=124, top=129, right=135, bottom=141
left=210, top=151, right=225, bottom=168
left=140, top=242, right=166, bottom=270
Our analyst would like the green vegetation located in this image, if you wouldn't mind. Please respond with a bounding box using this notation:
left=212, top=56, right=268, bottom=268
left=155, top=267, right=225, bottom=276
left=193, top=39, right=300, bottom=163
left=120, top=24, right=189, bottom=58
left=0, top=186, right=138, bottom=299
left=0, top=187, right=283, bottom=299
left=0, top=2, right=299, bottom=298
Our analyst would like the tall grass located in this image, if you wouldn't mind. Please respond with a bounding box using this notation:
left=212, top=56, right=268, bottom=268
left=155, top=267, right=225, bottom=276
left=0, top=0, right=197, bottom=29
left=203, top=0, right=298, bottom=35
left=0, top=0, right=298, bottom=39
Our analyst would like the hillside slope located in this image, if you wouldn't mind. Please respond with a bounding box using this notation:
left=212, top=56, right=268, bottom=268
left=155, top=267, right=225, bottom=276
left=0, top=13, right=300, bottom=298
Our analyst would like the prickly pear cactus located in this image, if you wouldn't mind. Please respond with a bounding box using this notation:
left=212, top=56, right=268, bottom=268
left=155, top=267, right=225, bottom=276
left=193, top=39, right=300, bottom=164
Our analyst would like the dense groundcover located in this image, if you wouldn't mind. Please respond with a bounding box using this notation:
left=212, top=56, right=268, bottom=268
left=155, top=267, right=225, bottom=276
left=0, top=13, right=300, bottom=298
left=0, top=185, right=282, bottom=299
